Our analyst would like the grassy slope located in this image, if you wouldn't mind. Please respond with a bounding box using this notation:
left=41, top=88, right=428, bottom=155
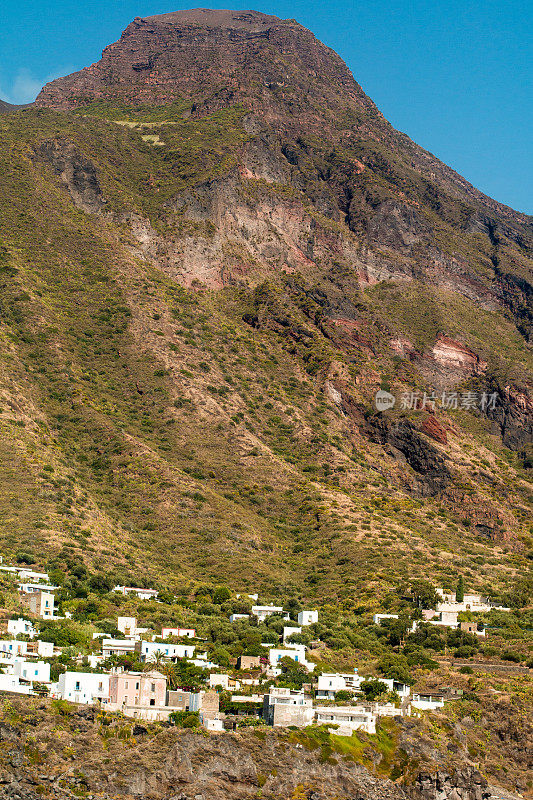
left=0, top=104, right=530, bottom=604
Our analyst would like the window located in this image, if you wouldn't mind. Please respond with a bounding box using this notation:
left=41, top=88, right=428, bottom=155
left=125, top=681, right=129, bottom=689
left=150, top=699, right=155, bottom=706
left=151, top=683, right=156, bottom=692
left=75, top=681, right=80, bottom=690
left=135, top=682, right=140, bottom=690
left=98, top=682, right=103, bottom=691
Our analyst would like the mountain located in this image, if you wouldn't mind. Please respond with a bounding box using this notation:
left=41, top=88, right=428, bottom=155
left=0, top=9, right=531, bottom=603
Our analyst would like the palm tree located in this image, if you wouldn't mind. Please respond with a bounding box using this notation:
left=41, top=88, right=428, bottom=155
left=163, top=662, right=180, bottom=690
left=144, top=650, right=166, bottom=673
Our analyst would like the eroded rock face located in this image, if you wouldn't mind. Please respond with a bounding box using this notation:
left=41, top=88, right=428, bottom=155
left=38, top=139, right=104, bottom=213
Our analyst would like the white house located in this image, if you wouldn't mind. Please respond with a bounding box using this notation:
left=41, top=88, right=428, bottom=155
left=0, top=566, right=49, bottom=583
left=7, top=618, right=37, bottom=638
left=161, top=627, right=195, bottom=639
left=18, top=582, right=57, bottom=594
left=0, top=640, right=29, bottom=657
left=411, top=692, right=445, bottom=711
left=10, top=660, right=50, bottom=684
left=0, top=674, right=33, bottom=695
left=423, top=609, right=459, bottom=628
left=283, top=626, right=302, bottom=643
left=373, top=614, right=399, bottom=625
left=252, top=605, right=289, bottom=622
left=101, top=638, right=136, bottom=659
left=316, top=671, right=362, bottom=699
left=263, top=687, right=314, bottom=727
left=208, top=673, right=241, bottom=691
left=136, top=640, right=195, bottom=662
left=229, top=614, right=250, bottom=622
left=113, top=586, right=159, bottom=601
left=56, top=671, right=110, bottom=704
left=118, top=616, right=138, bottom=637
left=297, top=610, right=318, bottom=626
left=268, top=645, right=314, bottom=672
left=380, top=678, right=411, bottom=699
left=315, top=705, right=376, bottom=735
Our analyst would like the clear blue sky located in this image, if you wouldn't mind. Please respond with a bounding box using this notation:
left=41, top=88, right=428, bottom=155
left=1, top=0, right=531, bottom=214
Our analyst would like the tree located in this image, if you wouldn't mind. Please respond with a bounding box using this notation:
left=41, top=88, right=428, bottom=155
left=145, top=650, right=166, bottom=672
left=410, top=580, right=440, bottom=610
left=334, top=689, right=354, bottom=703
left=89, top=574, right=113, bottom=594
left=360, top=679, right=388, bottom=701
left=377, top=654, right=414, bottom=685
left=456, top=575, right=464, bottom=603
left=213, top=586, right=231, bottom=605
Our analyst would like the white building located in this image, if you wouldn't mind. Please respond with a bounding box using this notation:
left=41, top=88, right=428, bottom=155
left=113, top=586, right=159, bottom=601
left=315, top=705, right=376, bottom=735
left=7, top=618, right=37, bottom=638
left=56, top=671, right=110, bottom=704
left=0, top=566, right=49, bottom=583
left=229, top=614, right=250, bottom=622
left=297, top=610, right=318, bottom=626
left=252, top=605, right=289, bottom=622
left=208, top=673, right=241, bottom=691
left=283, top=626, right=302, bottom=643
left=268, top=645, right=314, bottom=672
left=18, top=582, right=57, bottom=594
left=0, top=640, right=29, bottom=657
left=137, top=640, right=195, bottom=662
left=373, top=614, right=399, bottom=625
left=411, top=692, right=445, bottom=711
left=316, top=671, right=362, bottom=699
left=0, top=674, right=33, bottom=695
left=118, top=616, right=138, bottom=637
left=161, top=627, right=195, bottom=639
left=423, top=609, right=459, bottom=628
left=101, top=638, right=137, bottom=659
left=380, top=678, right=411, bottom=699
left=434, top=589, right=509, bottom=614
left=10, top=660, right=50, bottom=684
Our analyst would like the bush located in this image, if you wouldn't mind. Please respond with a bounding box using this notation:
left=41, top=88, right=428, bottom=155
left=169, top=710, right=199, bottom=728
left=459, top=666, right=473, bottom=674
left=501, top=651, right=522, bottom=663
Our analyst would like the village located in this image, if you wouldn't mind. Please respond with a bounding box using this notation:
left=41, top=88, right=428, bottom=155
left=0, top=560, right=513, bottom=734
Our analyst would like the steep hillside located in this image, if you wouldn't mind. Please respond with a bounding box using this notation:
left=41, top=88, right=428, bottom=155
left=0, top=9, right=531, bottom=604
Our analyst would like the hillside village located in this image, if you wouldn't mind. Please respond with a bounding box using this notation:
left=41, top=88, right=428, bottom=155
left=0, top=559, right=520, bottom=734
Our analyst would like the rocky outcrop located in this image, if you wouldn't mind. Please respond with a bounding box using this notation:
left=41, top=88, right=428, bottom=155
left=364, top=415, right=451, bottom=496
left=412, top=769, right=490, bottom=800
left=37, top=139, right=104, bottom=213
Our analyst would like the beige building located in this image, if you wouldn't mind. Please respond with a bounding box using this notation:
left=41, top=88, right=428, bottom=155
left=21, top=590, right=55, bottom=619
left=263, top=687, right=314, bottom=727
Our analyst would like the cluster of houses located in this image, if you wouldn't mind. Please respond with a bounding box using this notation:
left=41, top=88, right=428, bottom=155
left=373, top=588, right=511, bottom=638
left=0, top=565, right=483, bottom=733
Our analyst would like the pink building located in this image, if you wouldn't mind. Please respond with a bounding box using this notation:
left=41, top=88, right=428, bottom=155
left=108, top=671, right=166, bottom=709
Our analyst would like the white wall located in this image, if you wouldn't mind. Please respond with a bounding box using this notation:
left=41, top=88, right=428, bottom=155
left=57, top=671, right=110, bottom=704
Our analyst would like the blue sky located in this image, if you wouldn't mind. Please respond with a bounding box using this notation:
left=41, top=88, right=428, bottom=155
left=1, top=0, right=531, bottom=214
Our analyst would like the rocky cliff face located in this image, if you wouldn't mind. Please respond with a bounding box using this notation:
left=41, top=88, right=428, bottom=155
left=0, top=698, right=527, bottom=800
